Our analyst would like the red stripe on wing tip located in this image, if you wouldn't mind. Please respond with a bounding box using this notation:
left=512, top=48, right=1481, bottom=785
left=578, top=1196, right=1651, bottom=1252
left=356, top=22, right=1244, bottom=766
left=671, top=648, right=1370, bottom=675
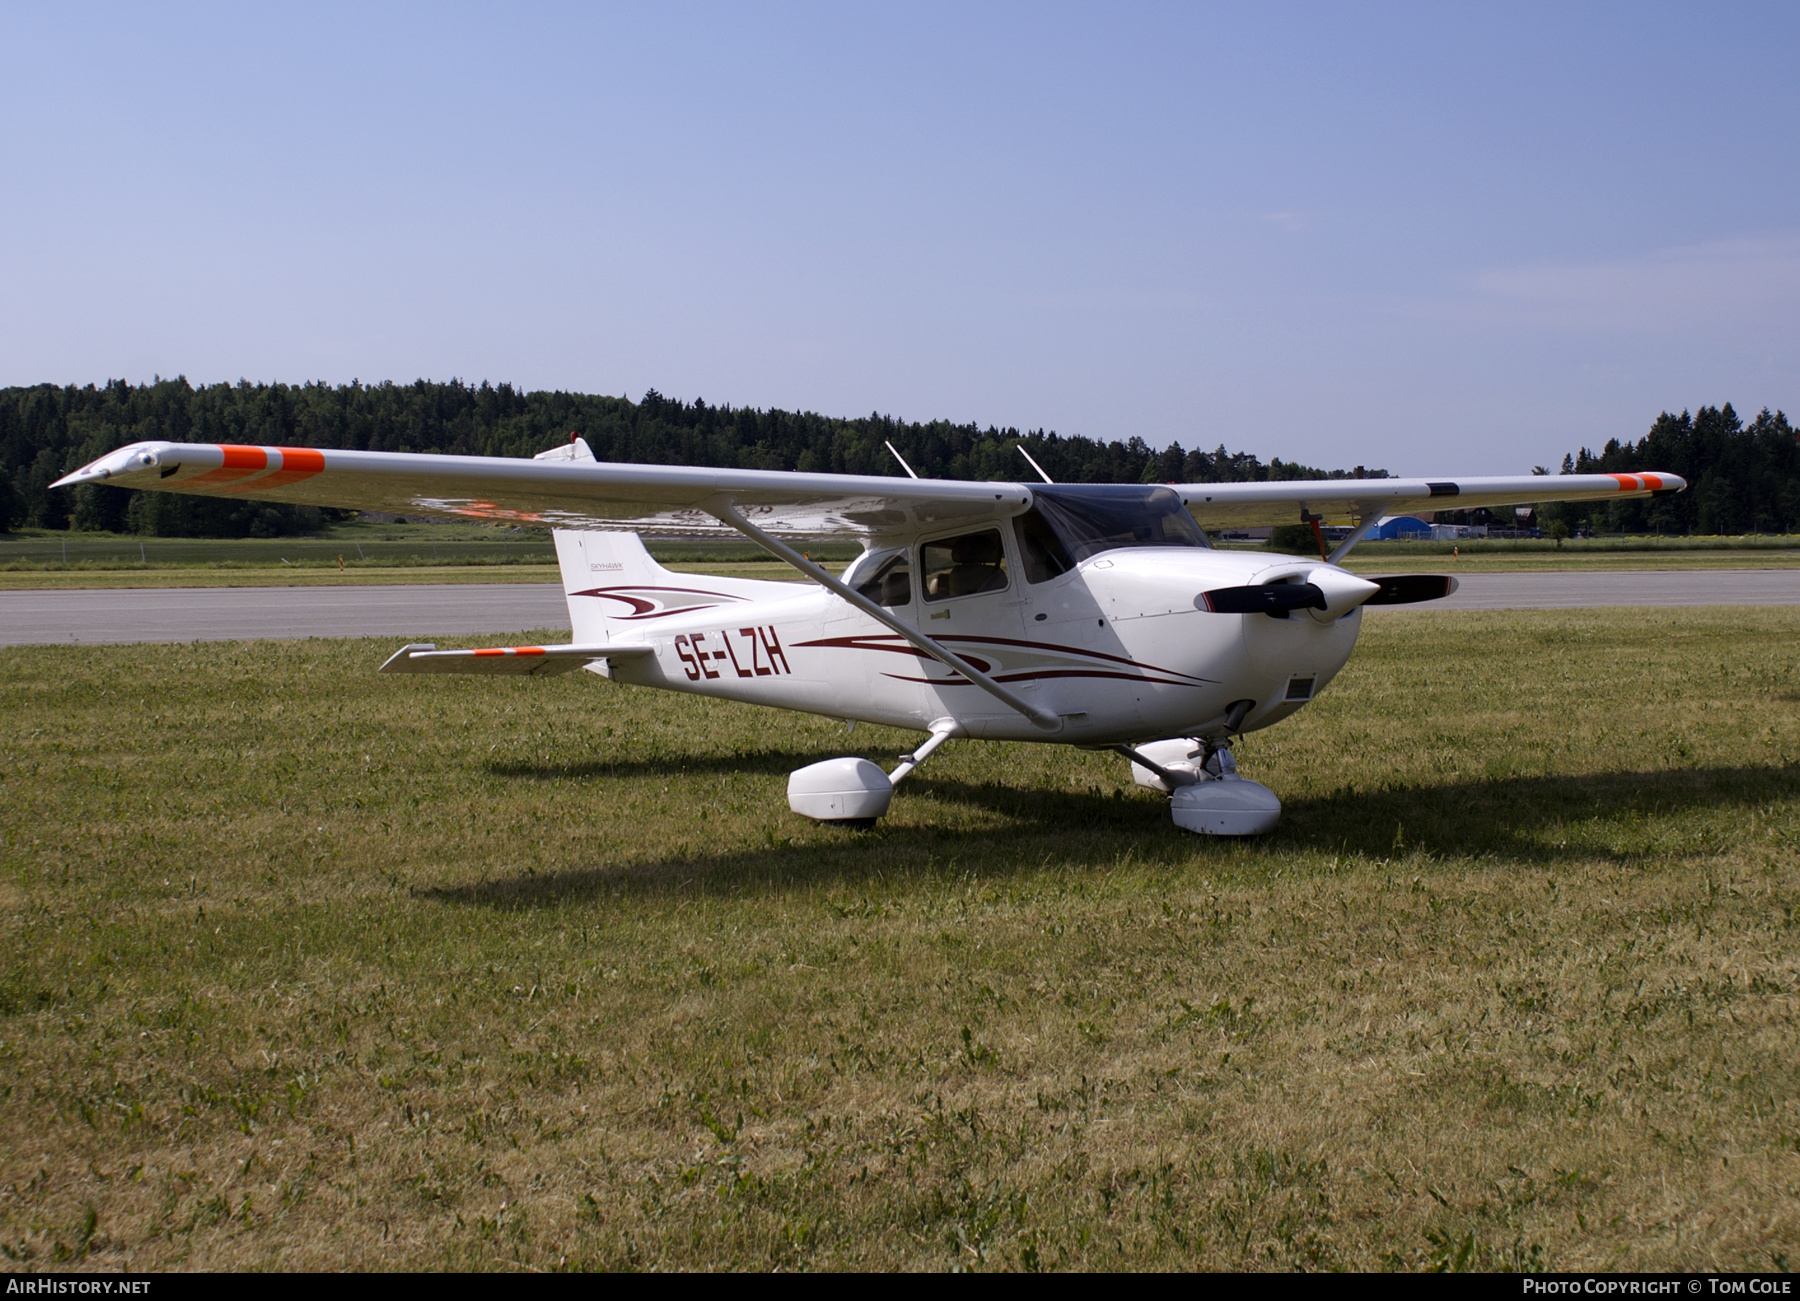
left=246, top=446, right=327, bottom=489
left=186, top=444, right=269, bottom=484
left=277, top=447, right=326, bottom=470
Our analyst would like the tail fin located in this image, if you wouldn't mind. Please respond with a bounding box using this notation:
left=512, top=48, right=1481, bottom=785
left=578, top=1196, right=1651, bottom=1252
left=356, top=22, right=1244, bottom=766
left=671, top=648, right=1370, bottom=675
left=539, top=438, right=814, bottom=643
left=552, top=530, right=790, bottom=642
left=534, top=434, right=596, bottom=464
left=554, top=530, right=669, bottom=642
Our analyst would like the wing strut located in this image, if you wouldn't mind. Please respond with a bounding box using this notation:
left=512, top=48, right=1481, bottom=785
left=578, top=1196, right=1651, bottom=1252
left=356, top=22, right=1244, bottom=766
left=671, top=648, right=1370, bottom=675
left=707, top=502, right=1063, bottom=733
left=1326, top=512, right=1386, bottom=565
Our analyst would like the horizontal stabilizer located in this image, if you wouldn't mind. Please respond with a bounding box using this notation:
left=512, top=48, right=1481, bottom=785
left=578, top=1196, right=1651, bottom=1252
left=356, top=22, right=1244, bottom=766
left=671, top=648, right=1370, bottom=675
left=378, top=641, right=652, bottom=676
left=1199, top=583, right=1327, bottom=615
left=1363, top=575, right=1460, bottom=606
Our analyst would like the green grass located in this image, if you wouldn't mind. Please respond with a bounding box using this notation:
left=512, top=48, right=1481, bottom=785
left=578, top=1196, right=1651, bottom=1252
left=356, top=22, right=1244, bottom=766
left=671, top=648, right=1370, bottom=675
left=1339, top=550, right=1800, bottom=572
left=0, top=521, right=557, bottom=570
left=1, top=610, right=1798, bottom=1270
left=1271, top=536, right=1800, bottom=572
left=0, top=526, right=862, bottom=587
left=1322, top=534, right=1800, bottom=558
left=0, top=531, right=849, bottom=587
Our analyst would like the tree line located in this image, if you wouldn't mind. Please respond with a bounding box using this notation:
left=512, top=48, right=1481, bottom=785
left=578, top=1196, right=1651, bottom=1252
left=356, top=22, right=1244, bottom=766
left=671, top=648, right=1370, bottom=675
left=0, top=378, right=1792, bottom=537
left=0, top=378, right=1384, bottom=537
left=1535, top=404, right=1800, bottom=537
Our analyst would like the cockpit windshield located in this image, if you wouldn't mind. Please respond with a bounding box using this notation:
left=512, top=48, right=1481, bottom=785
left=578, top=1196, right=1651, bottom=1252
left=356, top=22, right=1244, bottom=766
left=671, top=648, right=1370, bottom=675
left=1012, top=484, right=1209, bottom=581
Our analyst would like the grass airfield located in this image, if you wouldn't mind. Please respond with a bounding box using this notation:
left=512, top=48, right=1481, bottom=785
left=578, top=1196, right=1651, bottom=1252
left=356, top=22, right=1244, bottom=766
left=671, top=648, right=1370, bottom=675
left=1, top=609, right=1797, bottom=1271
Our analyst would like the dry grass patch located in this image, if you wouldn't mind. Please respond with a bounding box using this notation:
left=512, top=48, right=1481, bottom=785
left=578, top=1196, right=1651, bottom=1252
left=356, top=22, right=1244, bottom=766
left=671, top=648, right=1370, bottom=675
left=0, top=609, right=1797, bottom=1270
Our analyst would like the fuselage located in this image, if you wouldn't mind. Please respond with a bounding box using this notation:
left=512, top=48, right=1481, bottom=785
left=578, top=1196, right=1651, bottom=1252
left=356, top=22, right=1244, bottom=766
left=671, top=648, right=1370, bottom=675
left=600, top=546, right=1363, bottom=746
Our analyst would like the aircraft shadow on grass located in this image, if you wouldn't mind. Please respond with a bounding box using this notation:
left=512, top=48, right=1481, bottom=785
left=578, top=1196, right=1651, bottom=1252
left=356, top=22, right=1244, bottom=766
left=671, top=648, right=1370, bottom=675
left=427, top=760, right=1799, bottom=910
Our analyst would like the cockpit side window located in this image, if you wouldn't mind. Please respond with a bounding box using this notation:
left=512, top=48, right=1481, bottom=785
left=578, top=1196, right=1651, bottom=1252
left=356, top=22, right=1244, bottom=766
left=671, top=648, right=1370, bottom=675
left=921, top=529, right=1009, bottom=601
left=1012, top=508, right=1075, bottom=584
left=854, top=551, right=912, bottom=607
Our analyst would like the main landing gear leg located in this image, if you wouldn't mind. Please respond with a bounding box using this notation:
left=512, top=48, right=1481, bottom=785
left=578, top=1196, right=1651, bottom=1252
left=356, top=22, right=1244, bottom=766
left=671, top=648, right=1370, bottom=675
left=786, top=722, right=960, bottom=827
left=887, top=725, right=955, bottom=786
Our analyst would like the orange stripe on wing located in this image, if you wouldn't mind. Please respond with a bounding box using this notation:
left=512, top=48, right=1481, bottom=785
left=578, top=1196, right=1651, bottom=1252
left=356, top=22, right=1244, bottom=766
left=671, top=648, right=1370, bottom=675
left=1609, top=473, right=1643, bottom=491
left=186, top=445, right=268, bottom=485
left=250, top=447, right=327, bottom=489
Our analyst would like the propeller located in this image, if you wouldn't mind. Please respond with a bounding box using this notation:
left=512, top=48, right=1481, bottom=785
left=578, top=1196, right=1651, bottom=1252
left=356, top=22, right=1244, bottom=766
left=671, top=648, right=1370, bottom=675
left=1201, top=570, right=1447, bottom=618
left=1362, top=574, right=1459, bottom=605
left=1199, top=583, right=1327, bottom=615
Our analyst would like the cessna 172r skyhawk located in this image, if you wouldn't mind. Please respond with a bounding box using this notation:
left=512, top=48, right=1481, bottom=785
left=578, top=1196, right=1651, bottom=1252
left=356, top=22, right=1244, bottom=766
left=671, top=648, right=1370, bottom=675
left=55, top=438, right=1683, bottom=835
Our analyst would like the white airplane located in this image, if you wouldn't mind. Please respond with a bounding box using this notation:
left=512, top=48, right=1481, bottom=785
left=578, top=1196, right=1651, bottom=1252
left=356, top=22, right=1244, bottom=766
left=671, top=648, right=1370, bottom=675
left=55, top=438, right=1683, bottom=835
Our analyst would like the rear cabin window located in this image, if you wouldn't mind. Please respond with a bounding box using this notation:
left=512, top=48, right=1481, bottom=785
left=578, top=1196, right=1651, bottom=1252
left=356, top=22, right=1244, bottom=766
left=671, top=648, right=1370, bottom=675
left=921, top=529, right=1009, bottom=601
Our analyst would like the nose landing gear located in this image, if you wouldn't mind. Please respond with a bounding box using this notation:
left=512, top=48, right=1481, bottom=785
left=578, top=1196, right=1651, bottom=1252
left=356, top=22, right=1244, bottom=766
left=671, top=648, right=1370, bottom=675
left=1118, top=736, right=1282, bottom=837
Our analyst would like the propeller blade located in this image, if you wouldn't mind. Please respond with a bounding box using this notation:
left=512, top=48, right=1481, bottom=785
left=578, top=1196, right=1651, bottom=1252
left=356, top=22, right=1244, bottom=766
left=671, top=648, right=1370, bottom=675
left=1199, top=582, right=1327, bottom=614
left=1362, top=574, right=1460, bottom=605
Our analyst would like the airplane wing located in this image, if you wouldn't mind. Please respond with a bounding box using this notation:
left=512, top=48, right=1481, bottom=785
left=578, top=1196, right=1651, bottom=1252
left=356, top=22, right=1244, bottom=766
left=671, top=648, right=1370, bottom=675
left=1175, top=472, right=1682, bottom=529
left=53, top=440, right=1030, bottom=537
left=53, top=439, right=1681, bottom=538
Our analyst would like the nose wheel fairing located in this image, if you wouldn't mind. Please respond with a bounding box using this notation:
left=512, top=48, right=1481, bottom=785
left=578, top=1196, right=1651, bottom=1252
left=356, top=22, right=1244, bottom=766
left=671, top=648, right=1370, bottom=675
left=1122, top=737, right=1282, bottom=836
left=1168, top=770, right=1282, bottom=836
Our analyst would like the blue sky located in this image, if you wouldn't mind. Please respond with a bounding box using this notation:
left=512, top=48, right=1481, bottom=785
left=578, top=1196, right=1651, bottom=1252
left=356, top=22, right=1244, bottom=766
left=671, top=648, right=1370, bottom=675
left=1, top=3, right=1795, bottom=473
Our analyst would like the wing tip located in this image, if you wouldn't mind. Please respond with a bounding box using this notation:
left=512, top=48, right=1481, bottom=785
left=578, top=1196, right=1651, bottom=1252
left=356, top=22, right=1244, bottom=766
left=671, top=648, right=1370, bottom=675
left=379, top=642, right=438, bottom=672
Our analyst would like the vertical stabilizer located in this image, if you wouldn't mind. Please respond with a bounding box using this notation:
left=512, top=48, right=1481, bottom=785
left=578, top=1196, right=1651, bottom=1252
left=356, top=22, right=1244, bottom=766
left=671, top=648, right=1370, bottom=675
left=553, top=527, right=822, bottom=644
left=534, top=435, right=596, bottom=464
left=553, top=530, right=671, bottom=642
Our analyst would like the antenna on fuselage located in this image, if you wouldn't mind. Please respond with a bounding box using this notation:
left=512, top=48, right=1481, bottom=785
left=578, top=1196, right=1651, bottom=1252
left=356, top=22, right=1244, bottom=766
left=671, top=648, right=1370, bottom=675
left=1016, top=444, right=1054, bottom=484
left=884, top=441, right=920, bottom=479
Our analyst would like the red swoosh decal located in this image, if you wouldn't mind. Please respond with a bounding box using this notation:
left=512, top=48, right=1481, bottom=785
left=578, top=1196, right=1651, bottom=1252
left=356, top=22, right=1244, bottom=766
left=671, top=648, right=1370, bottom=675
left=882, top=669, right=1202, bottom=689
left=793, top=632, right=1214, bottom=684
left=569, top=586, right=746, bottom=620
